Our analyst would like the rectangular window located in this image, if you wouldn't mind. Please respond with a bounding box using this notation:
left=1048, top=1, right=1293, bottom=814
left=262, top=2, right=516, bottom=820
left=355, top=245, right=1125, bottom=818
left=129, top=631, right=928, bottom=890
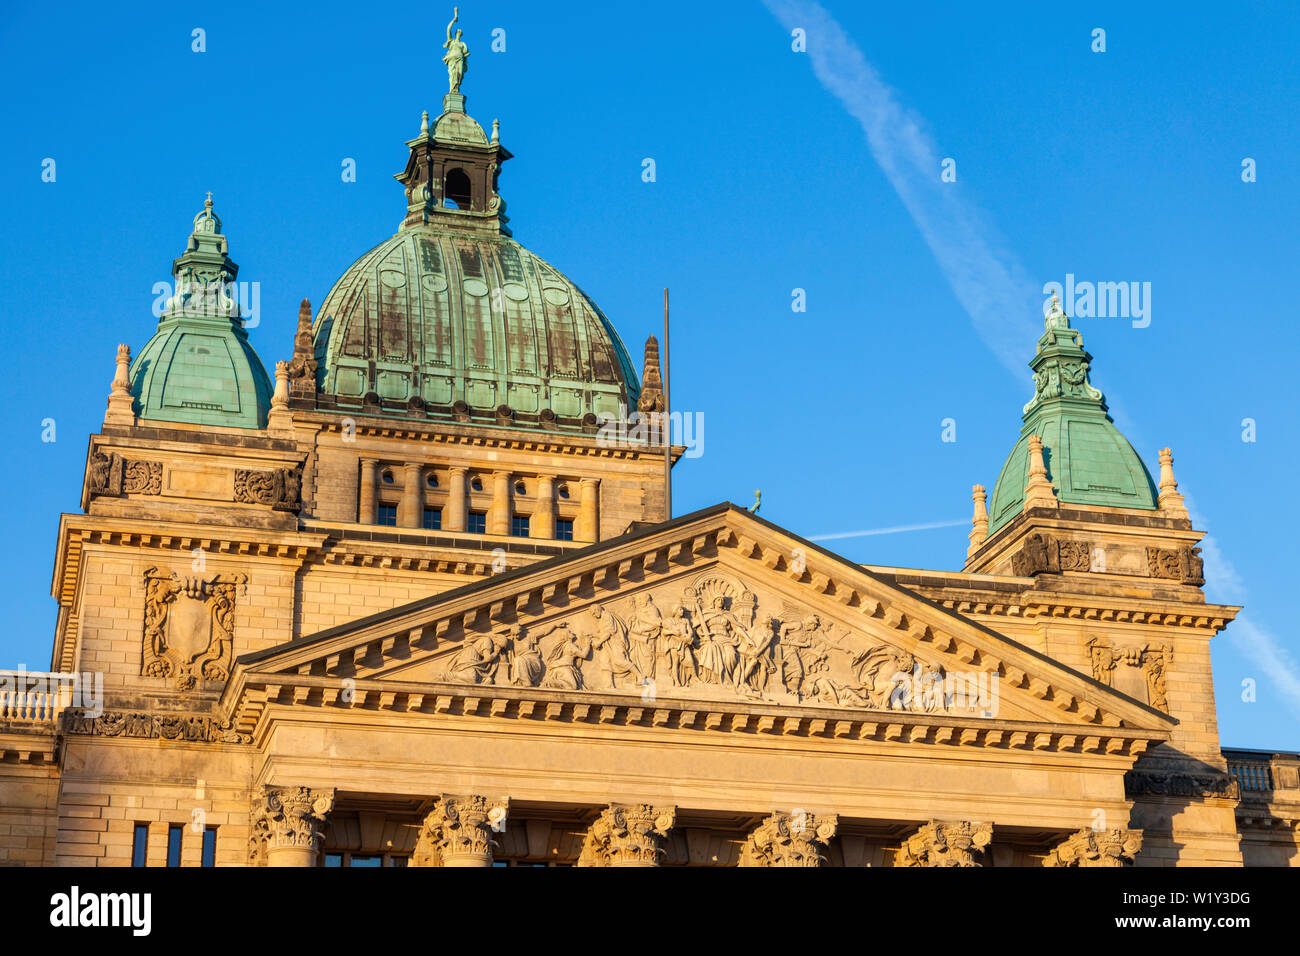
left=467, top=511, right=487, bottom=534
left=423, top=507, right=442, bottom=531
left=131, top=824, right=149, bottom=867
left=167, top=824, right=183, bottom=867
left=555, top=518, right=575, bottom=541
left=377, top=505, right=398, bottom=526
left=511, top=515, right=530, bottom=538
left=349, top=855, right=383, bottom=868
left=201, top=827, right=217, bottom=867
left=324, top=853, right=344, bottom=868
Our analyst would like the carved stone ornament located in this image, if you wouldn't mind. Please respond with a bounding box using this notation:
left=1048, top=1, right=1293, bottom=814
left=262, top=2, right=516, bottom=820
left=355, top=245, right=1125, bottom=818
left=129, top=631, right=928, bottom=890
left=141, top=566, right=246, bottom=690
left=1010, top=533, right=1093, bottom=576
left=433, top=573, right=985, bottom=716
left=897, top=821, right=993, bottom=868
left=248, top=785, right=336, bottom=863
left=287, top=298, right=318, bottom=400
left=412, top=794, right=510, bottom=867
left=1043, top=828, right=1143, bottom=867
left=738, top=811, right=839, bottom=867
left=123, top=459, right=163, bottom=495
left=577, top=804, right=677, bottom=867
left=1124, top=770, right=1240, bottom=801
left=88, top=452, right=161, bottom=498
left=1146, top=546, right=1205, bottom=586
left=234, top=464, right=303, bottom=513
left=63, top=709, right=251, bottom=744
left=1086, top=638, right=1173, bottom=711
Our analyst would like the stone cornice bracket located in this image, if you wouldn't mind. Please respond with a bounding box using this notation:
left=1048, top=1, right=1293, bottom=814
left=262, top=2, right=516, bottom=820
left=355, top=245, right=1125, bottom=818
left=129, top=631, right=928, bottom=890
left=967, top=484, right=989, bottom=559
left=577, top=803, right=676, bottom=867
left=105, top=343, right=136, bottom=427
left=897, top=820, right=993, bottom=868
left=248, top=785, right=336, bottom=866
left=413, top=794, right=510, bottom=867
left=1043, top=827, right=1143, bottom=867
left=739, top=811, right=839, bottom=867
left=1156, top=448, right=1190, bottom=520
left=1022, top=435, right=1059, bottom=513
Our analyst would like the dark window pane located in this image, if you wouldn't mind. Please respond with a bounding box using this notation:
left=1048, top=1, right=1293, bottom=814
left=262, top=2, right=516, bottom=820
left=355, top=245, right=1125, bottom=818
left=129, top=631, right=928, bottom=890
left=166, top=824, right=183, bottom=867
left=350, top=855, right=383, bottom=868
left=555, top=518, right=574, bottom=541
left=132, top=824, right=148, bottom=868
left=423, top=507, right=442, bottom=530
left=468, top=511, right=487, bottom=534
left=511, top=515, right=530, bottom=538
left=201, top=827, right=217, bottom=867
left=377, top=505, right=398, bottom=526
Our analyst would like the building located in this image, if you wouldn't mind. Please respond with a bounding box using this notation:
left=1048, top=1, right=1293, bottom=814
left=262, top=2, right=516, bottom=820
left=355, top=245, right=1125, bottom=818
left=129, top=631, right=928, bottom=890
left=0, top=59, right=1296, bottom=869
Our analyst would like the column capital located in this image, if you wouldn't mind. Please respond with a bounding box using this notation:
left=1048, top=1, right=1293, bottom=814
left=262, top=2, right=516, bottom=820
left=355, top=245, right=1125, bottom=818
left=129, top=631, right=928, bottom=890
left=413, top=794, right=510, bottom=867
left=248, top=785, right=335, bottom=864
left=1044, top=828, right=1143, bottom=867
left=578, top=803, right=676, bottom=867
left=739, top=811, right=838, bottom=867
left=897, top=820, right=993, bottom=868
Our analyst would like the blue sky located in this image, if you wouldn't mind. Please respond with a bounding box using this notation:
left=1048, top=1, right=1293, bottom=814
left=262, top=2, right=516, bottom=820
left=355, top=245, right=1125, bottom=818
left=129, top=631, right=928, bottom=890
left=0, top=1, right=1295, bottom=748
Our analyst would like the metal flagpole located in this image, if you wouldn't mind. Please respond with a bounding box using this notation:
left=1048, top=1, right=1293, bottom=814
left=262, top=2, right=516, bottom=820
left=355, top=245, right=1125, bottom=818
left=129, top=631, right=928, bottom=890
left=663, top=288, right=672, bottom=521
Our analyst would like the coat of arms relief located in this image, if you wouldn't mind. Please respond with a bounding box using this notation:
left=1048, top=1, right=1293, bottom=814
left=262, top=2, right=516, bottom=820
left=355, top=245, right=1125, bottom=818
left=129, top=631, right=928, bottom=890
left=141, top=566, right=246, bottom=691
left=435, top=572, right=995, bottom=716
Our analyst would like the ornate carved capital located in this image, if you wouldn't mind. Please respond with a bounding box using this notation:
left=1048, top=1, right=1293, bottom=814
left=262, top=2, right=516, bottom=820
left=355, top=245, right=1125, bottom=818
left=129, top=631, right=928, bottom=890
left=248, top=785, right=335, bottom=863
left=1044, top=828, right=1143, bottom=867
left=412, top=794, right=509, bottom=867
left=578, top=804, right=676, bottom=867
left=739, top=811, right=839, bottom=867
left=897, top=820, right=993, bottom=867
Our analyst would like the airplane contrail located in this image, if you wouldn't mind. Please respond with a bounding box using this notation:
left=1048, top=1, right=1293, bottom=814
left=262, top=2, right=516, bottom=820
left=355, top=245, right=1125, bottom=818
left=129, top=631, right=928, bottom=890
left=809, top=519, right=968, bottom=542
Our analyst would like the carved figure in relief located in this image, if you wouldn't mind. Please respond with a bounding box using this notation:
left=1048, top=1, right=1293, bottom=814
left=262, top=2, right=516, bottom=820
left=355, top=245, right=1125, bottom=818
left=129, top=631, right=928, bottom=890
left=659, top=605, right=698, bottom=688
left=696, top=595, right=742, bottom=687
left=851, top=644, right=915, bottom=708
left=589, top=606, right=642, bottom=689
left=776, top=614, right=820, bottom=697
left=446, top=631, right=509, bottom=685
left=506, top=624, right=544, bottom=688
left=627, top=594, right=663, bottom=681
left=736, top=614, right=776, bottom=697
left=542, top=626, right=591, bottom=691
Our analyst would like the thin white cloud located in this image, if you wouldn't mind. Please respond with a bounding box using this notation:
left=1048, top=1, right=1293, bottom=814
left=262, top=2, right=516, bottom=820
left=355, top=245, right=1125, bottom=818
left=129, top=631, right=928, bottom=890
left=762, top=0, right=1040, bottom=375
left=810, top=518, right=967, bottom=541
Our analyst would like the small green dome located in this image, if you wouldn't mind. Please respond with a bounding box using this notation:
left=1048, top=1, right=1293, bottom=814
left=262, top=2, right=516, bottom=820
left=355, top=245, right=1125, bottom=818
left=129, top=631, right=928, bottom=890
left=987, top=296, right=1157, bottom=535
left=130, top=196, right=273, bottom=430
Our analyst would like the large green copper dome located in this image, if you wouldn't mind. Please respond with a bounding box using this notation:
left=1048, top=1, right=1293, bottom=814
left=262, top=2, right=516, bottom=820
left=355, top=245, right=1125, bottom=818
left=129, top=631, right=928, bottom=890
left=311, top=95, right=639, bottom=429
left=130, top=196, right=273, bottom=430
left=986, top=296, right=1158, bottom=534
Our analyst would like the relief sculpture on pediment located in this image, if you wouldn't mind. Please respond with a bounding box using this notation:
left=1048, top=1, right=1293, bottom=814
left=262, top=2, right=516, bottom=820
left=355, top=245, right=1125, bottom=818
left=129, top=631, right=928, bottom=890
left=434, top=572, right=989, bottom=716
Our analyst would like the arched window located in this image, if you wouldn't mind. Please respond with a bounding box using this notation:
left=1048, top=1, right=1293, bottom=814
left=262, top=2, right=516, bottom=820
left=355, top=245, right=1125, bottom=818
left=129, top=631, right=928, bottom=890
left=444, top=168, right=472, bottom=210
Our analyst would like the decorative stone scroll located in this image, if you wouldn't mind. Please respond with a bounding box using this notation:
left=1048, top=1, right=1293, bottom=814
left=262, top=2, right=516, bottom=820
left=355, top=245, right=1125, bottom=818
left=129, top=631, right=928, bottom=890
left=1146, top=546, right=1205, bottom=586
left=1043, top=828, right=1143, bottom=867
left=1124, top=770, right=1240, bottom=801
left=412, top=794, right=510, bottom=867
left=63, top=709, right=250, bottom=744
left=739, top=811, right=839, bottom=867
left=234, top=464, right=303, bottom=513
left=897, top=821, right=993, bottom=868
left=123, top=459, right=163, bottom=495
left=141, top=567, right=246, bottom=691
left=577, top=804, right=676, bottom=867
left=434, top=572, right=980, bottom=716
left=88, top=452, right=162, bottom=498
left=248, top=785, right=336, bottom=866
left=1010, top=532, right=1093, bottom=576
left=1086, top=638, right=1172, bottom=711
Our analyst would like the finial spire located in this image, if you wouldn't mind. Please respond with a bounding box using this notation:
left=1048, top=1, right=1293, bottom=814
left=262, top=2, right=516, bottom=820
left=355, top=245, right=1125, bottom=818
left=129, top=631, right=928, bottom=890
left=637, top=335, right=666, bottom=413
left=1156, top=447, right=1190, bottom=519
left=287, top=298, right=318, bottom=401
left=104, top=344, right=136, bottom=427
left=420, top=110, right=430, bottom=135
left=967, top=484, right=989, bottom=557
left=1022, top=435, right=1059, bottom=512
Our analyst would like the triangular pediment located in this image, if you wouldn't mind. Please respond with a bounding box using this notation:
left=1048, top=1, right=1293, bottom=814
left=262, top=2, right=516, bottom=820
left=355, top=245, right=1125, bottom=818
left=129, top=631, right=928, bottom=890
left=225, top=505, right=1174, bottom=746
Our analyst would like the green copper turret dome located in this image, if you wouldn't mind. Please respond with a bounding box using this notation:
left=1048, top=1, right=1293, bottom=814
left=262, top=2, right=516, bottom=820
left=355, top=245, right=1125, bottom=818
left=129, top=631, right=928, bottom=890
left=311, top=94, right=640, bottom=429
left=986, top=295, right=1158, bottom=534
left=130, top=196, right=273, bottom=430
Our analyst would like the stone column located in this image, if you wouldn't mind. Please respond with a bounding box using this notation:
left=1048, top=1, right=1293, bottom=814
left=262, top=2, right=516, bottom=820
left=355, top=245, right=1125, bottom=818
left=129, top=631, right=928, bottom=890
left=578, top=478, right=600, bottom=543
left=358, top=458, right=378, bottom=525
left=739, top=811, right=838, bottom=867
left=249, top=785, right=336, bottom=868
left=897, top=820, right=993, bottom=867
left=399, top=462, right=424, bottom=528
left=532, top=476, right=556, bottom=539
left=967, top=484, right=989, bottom=559
left=105, top=344, right=136, bottom=427
left=446, top=466, right=467, bottom=531
left=411, top=794, right=509, bottom=867
left=1043, top=828, right=1143, bottom=867
left=489, top=471, right=512, bottom=536
left=577, top=804, right=675, bottom=867
left=1022, top=436, right=1058, bottom=513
